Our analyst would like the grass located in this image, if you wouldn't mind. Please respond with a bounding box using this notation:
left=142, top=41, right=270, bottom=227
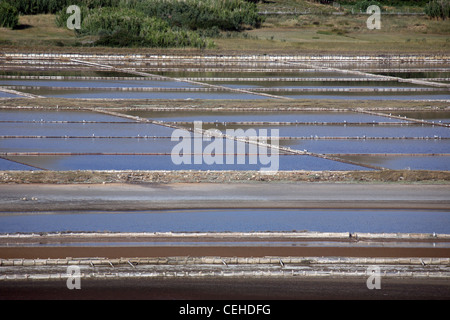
left=246, top=13, right=450, bottom=54
left=0, top=14, right=94, bottom=48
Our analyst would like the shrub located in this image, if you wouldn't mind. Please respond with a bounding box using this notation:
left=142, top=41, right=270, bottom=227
left=3, top=0, right=264, bottom=31
left=80, top=7, right=146, bottom=36
left=134, top=0, right=263, bottom=31
left=424, top=0, right=450, bottom=19
left=79, top=7, right=212, bottom=48
left=0, top=2, right=19, bottom=29
left=54, top=0, right=261, bottom=48
left=353, top=0, right=382, bottom=11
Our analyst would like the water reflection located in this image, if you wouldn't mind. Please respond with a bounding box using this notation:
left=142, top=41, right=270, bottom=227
left=0, top=80, right=203, bottom=89
left=3, top=240, right=449, bottom=248
left=128, top=110, right=403, bottom=123
left=0, top=110, right=130, bottom=122
left=3, top=154, right=368, bottom=171
left=0, top=209, right=448, bottom=233
left=339, top=155, right=450, bottom=171
left=284, top=139, right=450, bottom=154
left=386, top=111, right=450, bottom=123
left=0, top=122, right=177, bottom=137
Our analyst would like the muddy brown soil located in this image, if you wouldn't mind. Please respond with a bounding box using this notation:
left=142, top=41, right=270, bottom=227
left=1, top=277, right=449, bottom=300
left=1, top=245, right=449, bottom=259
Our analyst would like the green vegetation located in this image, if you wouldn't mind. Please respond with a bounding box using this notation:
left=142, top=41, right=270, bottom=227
left=424, top=0, right=450, bottom=19
left=352, top=1, right=382, bottom=11
left=132, top=0, right=263, bottom=31
left=337, top=0, right=429, bottom=6
left=1, top=0, right=121, bottom=14
left=0, top=2, right=19, bottom=29
left=80, top=7, right=213, bottom=48
left=336, top=0, right=430, bottom=12
left=7, top=0, right=264, bottom=31
left=52, top=0, right=262, bottom=48
left=0, top=0, right=449, bottom=53
left=4, top=0, right=263, bottom=48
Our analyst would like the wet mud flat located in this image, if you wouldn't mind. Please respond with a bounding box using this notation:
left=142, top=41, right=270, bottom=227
left=3, top=243, right=450, bottom=260
left=1, top=232, right=450, bottom=260
left=0, top=182, right=449, bottom=212
left=1, top=277, right=449, bottom=300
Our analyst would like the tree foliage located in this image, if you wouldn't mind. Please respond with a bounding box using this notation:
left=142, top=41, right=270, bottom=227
left=77, top=7, right=213, bottom=48
left=424, top=0, right=450, bottom=19
left=0, top=1, right=19, bottom=29
left=19, top=0, right=262, bottom=48
left=134, top=0, right=263, bottom=31
left=353, top=0, right=382, bottom=11
left=3, top=0, right=263, bottom=31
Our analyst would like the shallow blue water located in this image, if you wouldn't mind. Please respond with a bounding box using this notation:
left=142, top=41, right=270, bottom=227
left=0, top=122, right=178, bottom=138
left=0, top=138, right=177, bottom=153
left=222, top=84, right=426, bottom=90
left=1, top=110, right=448, bottom=171
left=391, top=111, right=450, bottom=123
left=1, top=136, right=448, bottom=155
left=0, top=209, right=448, bottom=234
left=0, top=91, right=23, bottom=98
left=4, top=154, right=368, bottom=171
left=17, top=87, right=450, bottom=100
left=130, top=111, right=404, bottom=123
left=279, top=94, right=450, bottom=101
left=26, top=90, right=269, bottom=100
left=0, top=157, right=37, bottom=170
left=284, top=139, right=450, bottom=154
left=343, top=155, right=450, bottom=171
left=0, top=80, right=203, bottom=88
left=2, top=122, right=448, bottom=138
left=203, top=124, right=450, bottom=138
left=0, top=136, right=258, bottom=154
left=0, top=110, right=130, bottom=122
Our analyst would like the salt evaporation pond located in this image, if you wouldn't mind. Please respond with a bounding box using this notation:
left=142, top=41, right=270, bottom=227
left=0, top=209, right=448, bottom=234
